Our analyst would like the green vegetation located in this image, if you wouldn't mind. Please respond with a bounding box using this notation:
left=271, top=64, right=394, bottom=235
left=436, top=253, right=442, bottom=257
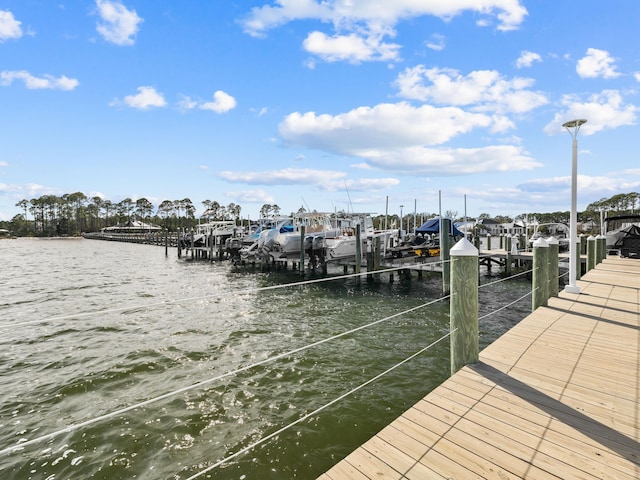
left=2, top=194, right=242, bottom=237
left=2, top=191, right=638, bottom=237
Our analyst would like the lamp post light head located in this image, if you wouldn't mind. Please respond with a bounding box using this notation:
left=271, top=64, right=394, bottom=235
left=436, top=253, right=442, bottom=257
left=563, top=119, right=587, bottom=138
left=562, top=119, right=587, bottom=129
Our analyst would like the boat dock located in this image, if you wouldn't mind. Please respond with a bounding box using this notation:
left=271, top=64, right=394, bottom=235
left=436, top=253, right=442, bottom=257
left=318, top=256, right=640, bottom=479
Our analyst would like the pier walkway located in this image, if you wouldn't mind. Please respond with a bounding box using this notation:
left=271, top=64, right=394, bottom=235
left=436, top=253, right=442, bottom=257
left=319, top=256, right=640, bottom=479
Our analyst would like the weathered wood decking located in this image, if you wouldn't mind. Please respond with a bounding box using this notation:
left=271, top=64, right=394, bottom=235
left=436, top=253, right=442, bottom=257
left=319, top=256, right=640, bottom=479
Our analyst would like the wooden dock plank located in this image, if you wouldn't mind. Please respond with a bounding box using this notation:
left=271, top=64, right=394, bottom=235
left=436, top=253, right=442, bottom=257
left=319, top=257, right=640, bottom=479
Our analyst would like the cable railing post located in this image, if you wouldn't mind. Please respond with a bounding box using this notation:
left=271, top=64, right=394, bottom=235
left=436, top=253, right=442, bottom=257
left=299, top=225, right=306, bottom=277
left=355, top=224, right=362, bottom=282
left=441, top=218, right=452, bottom=295
left=532, top=237, right=549, bottom=311
left=586, top=235, right=596, bottom=272
left=504, top=234, right=512, bottom=275
left=596, top=234, right=606, bottom=264
left=547, top=236, right=559, bottom=297
left=449, top=237, right=479, bottom=375
left=573, top=235, right=582, bottom=281
left=164, top=229, right=168, bottom=257
left=374, top=235, right=381, bottom=276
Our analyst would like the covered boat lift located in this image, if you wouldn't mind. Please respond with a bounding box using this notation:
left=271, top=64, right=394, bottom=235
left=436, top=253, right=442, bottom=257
left=605, top=215, right=640, bottom=258
left=415, top=217, right=464, bottom=238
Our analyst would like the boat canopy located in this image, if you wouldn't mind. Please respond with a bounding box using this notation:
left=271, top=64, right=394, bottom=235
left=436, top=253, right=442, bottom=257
left=609, top=224, right=640, bottom=257
left=415, top=217, right=463, bottom=237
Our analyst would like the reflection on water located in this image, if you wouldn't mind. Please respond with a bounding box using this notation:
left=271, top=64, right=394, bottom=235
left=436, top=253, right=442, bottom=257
left=0, top=238, right=530, bottom=479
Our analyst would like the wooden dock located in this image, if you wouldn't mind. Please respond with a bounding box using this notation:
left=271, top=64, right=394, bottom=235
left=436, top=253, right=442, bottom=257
left=318, top=256, right=640, bottom=479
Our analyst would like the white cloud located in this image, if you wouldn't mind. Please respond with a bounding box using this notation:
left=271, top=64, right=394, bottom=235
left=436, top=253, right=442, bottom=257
left=177, top=94, right=198, bottom=111
left=280, top=102, right=497, bottom=154
left=0, top=9, right=22, bottom=41
left=227, top=188, right=275, bottom=204
left=240, top=1, right=527, bottom=63
left=241, top=1, right=527, bottom=36
left=200, top=90, right=237, bottom=113
left=95, top=0, right=143, bottom=46
left=515, top=50, right=541, bottom=68
left=576, top=48, right=620, bottom=79
left=351, top=162, right=372, bottom=170
left=0, top=182, right=58, bottom=199
left=517, top=174, right=640, bottom=204
left=219, top=168, right=400, bottom=194
left=425, top=33, right=445, bottom=51
left=250, top=106, right=269, bottom=116
left=303, top=30, right=400, bottom=63
left=460, top=170, right=640, bottom=214
left=179, top=91, right=237, bottom=114
left=219, top=168, right=345, bottom=186
left=343, top=177, right=400, bottom=191
left=279, top=102, right=540, bottom=176
left=0, top=70, right=79, bottom=90
left=362, top=145, right=541, bottom=175
left=110, top=86, right=166, bottom=110
left=543, top=90, right=637, bottom=135
left=634, top=72, right=640, bottom=82
left=394, top=66, right=548, bottom=114
left=0, top=161, right=8, bottom=167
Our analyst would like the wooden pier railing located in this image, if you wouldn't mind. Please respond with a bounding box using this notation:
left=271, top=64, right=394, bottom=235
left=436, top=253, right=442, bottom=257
left=318, top=256, right=640, bottom=479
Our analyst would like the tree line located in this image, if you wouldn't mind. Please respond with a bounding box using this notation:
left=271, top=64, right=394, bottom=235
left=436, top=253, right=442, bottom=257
left=5, top=193, right=243, bottom=237
left=511, top=191, right=639, bottom=226
left=2, top=191, right=638, bottom=237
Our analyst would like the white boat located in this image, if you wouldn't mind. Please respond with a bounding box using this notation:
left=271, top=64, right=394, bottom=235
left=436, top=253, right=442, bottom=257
left=182, top=220, right=238, bottom=248
left=238, top=217, right=292, bottom=262
left=528, top=223, right=570, bottom=251
left=269, top=213, right=342, bottom=259
left=324, top=213, right=398, bottom=262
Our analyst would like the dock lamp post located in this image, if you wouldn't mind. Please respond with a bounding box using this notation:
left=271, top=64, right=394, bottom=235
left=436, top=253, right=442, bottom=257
left=563, top=118, right=587, bottom=294
left=399, top=205, right=404, bottom=239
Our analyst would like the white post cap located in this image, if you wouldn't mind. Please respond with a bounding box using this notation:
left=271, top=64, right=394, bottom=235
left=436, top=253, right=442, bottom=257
left=450, top=237, right=478, bottom=256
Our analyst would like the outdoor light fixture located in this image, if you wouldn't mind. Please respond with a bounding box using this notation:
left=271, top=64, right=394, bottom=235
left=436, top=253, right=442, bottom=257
left=563, top=118, right=587, bottom=294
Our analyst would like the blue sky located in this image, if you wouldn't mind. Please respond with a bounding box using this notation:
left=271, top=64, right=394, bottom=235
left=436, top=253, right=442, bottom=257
left=1, top=1, right=639, bottom=222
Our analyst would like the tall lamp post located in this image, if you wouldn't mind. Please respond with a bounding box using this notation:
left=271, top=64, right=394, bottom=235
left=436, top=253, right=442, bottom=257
left=563, top=119, right=587, bottom=294
left=399, top=204, right=404, bottom=239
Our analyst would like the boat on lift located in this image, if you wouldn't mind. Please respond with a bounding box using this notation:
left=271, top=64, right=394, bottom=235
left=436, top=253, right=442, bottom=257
left=605, top=215, right=640, bottom=258
left=528, top=223, right=570, bottom=251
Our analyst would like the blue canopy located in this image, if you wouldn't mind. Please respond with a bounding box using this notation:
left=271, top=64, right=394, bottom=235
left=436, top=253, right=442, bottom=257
left=415, top=217, right=463, bottom=237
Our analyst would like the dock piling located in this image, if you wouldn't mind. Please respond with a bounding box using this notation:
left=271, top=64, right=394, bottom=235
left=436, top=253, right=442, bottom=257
left=547, top=236, right=559, bottom=297
left=532, top=238, right=549, bottom=311
left=355, top=224, right=362, bottom=281
left=587, top=235, right=596, bottom=272
left=596, top=234, right=606, bottom=264
left=441, top=218, right=452, bottom=295
left=299, top=226, right=306, bottom=277
left=449, top=237, right=479, bottom=375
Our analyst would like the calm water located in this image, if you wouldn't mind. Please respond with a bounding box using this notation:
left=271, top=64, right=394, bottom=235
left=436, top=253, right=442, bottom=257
left=0, top=238, right=530, bottom=479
